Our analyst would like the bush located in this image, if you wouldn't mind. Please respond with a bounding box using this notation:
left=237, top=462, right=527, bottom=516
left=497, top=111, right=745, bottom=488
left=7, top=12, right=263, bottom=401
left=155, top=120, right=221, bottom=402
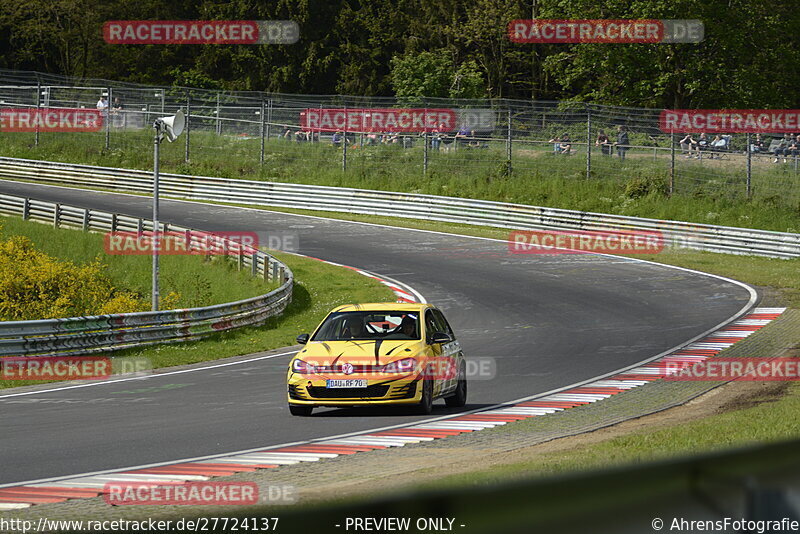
left=624, top=175, right=668, bottom=199
left=0, top=235, right=146, bottom=320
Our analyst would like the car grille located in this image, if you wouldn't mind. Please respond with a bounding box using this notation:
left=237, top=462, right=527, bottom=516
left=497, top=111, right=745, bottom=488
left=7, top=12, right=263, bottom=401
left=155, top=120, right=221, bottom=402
left=306, top=385, right=390, bottom=399
left=388, top=381, right=417, bottom=399
left=288, top=384, right=306, bottom=400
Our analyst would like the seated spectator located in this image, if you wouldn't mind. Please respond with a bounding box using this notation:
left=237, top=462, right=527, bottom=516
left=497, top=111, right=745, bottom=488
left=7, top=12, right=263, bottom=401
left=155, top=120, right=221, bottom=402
left=468, top=130, right=482, bottom=148
left=750, top=133, right=765, bottom=153
left=679, top=133, right=698, bottom=158
left=282, top=127, right=292, bottom=139
left=549, top=135, right=562, bottom=154
left=596, top=130, right=612, bottom=155
left=789, top=134, right=800, bottom=158
left=455, top=125, right=470, bottom=147
left=708, top=135, right=726, bottom=158
left=294, top=129, right=311, bottom=142
left=382, top=131, right=399, bottom=144
left=558, top=133, right=572, bottom=154
left=696, top=132, right=709, bottom=156
left=332, top=130, right=343, bottom=147
left=773, top=133, right=792, bottom=163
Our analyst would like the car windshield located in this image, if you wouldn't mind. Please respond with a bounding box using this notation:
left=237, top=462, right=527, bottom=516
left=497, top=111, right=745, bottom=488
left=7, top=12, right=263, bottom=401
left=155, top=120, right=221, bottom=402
left=312, top=311, right=420, bottom=341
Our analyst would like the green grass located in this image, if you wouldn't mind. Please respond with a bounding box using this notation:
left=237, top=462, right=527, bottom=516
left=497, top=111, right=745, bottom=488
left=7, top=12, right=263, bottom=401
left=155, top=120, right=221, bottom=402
left=0, top=215, right=271, bottom=308
left=3, top=129, right=798, bottom=233
left=0, top=249, right=395, bottom=389
left=419, top=382, right=800, bottom=490
left=0, top=216, right=396, bottom=389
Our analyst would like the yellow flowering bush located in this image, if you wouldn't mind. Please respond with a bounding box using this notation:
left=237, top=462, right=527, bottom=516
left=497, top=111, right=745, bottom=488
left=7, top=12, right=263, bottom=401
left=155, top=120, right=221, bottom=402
left=0, top=235, right=147, bottom=320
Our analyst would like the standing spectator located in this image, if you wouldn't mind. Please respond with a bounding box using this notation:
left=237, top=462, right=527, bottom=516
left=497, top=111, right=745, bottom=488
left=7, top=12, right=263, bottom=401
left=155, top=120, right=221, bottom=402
left=430, top=123, right=444, bottom=151
left=331, top=130, right=343, bottom=147
left=596, top=130, right=612, bottom=155
left=679, top=133, right=698, bottom=158
left=614, top=125, right=629, bottom=160
left=110, top=97, right=123, bottom=127
left=96, top=96, right=109, bottom=126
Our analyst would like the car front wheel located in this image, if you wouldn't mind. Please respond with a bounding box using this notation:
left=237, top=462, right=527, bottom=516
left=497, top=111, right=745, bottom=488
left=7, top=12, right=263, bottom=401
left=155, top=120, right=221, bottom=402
left=445, top=361, right=467, bottom=408
left=414, top=377, right=433, bottom=415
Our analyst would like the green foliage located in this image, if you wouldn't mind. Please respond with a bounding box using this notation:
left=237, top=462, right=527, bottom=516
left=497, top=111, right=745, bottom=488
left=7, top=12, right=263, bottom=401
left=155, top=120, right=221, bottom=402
left=390, top=51, right=487, bottom=102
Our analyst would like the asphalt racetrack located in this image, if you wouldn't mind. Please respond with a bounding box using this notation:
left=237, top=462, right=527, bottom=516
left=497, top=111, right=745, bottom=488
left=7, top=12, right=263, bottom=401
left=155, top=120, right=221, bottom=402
left=0, top=181, right=754, bottom=485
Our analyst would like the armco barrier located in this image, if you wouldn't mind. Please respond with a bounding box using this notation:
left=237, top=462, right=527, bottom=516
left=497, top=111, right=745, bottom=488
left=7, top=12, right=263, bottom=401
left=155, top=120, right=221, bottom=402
left=0, top=193, right=292, bottom=357
left=0, top=157, right=798, bottom=258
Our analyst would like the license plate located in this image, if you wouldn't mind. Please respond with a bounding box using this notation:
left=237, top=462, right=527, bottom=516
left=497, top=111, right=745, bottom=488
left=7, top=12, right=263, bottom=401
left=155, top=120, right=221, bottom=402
left=326, top=379, right=367, bottom=388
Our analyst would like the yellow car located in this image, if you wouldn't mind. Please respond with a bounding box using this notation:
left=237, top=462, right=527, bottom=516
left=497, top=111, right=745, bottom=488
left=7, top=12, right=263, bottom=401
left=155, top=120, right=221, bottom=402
left=287, top=302, right=467, bottom=416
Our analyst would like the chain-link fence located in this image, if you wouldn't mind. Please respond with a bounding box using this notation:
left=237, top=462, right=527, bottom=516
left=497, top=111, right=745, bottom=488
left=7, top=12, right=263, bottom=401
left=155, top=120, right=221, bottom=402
left=0, top=69, right=798, bottom=210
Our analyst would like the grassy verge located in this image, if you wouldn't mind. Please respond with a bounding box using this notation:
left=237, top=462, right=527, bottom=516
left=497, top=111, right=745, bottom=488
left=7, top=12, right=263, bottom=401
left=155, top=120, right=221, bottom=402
left=0, top=215, right=272, bottom=308
left=423, top=381, right=800, bottom=491
left=0, top=218, right=396, bottom=389
left=2, top=130, right=798, bottom=233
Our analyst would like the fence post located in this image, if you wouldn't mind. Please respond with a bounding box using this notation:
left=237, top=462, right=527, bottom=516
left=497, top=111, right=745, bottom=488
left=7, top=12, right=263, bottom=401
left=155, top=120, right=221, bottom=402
left=184, top=91, right=191, bottom=163
left=34, top=83, right=40, bottom=147
left=423, top=131, right=429, bottom=175
left=342, top=103, right=348, bottom=172
left=585, top=107, right=591, bottom=179
left=105, top=87, right=111, bottom=150
left=670, top=132, right=675, bottom=196
left=215, top=92, right=221, bottom=136
left=260, top=99, right=266, bottom=164
left=507, top=108, right=513, bottom=175
left=746, top=133, right=752, bottom=197
left=266, top=98, right=272, bottom=143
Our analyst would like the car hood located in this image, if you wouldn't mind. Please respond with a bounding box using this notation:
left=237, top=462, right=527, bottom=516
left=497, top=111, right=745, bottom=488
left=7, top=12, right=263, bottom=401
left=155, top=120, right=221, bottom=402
left=297, top=339, right=423, bottom=366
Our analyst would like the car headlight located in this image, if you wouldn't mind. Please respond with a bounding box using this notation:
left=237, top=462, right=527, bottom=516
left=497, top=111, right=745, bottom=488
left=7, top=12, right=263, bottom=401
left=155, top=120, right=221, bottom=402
left=382, top=357, right=418, bottom=373
left=292, top=359, right=316, bottom=374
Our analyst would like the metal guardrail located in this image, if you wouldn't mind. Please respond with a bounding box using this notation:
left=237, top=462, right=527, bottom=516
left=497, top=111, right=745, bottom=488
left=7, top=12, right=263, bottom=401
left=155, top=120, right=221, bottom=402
left=0, top=157, right=797, bottom=258
left=0, top=192, right=293, bottom=357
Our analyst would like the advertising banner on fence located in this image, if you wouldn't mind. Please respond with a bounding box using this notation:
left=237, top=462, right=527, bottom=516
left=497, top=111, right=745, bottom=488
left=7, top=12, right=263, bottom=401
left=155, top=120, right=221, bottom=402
left=660, top=109, right=800, bottom=133
left=299, top=108, right=496, bottom=133
left=0, top=108, right=103, bottom=132
left=508, top=19, right=703, bottom=44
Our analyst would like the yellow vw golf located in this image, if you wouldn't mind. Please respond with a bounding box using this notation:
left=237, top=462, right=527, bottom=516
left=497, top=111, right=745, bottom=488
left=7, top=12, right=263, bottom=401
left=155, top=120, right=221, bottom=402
left=287, top=302, right=467, bottom=416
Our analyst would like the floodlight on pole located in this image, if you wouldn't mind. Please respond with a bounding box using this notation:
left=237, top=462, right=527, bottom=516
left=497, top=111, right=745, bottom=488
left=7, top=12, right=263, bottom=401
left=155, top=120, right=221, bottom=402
left=151, top=109, right=185, bottom=311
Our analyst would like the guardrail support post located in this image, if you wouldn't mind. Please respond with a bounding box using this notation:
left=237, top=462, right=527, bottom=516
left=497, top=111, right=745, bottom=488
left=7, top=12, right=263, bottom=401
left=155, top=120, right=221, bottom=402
left=22, top=198, right=29, bottom=220
left=53, top=203, right=60, bottom=228
left=746, top=133, right=752, bottom=198
left=263, top=256, right=270, bottom=282
left=238, top=248, right=244, bottom=270
left=137, top=218, right=143, bottom=234
left=251, top=252, right=258, bottom=275
left=110, top=213, right=117, bottom=232
left=272, top=261, right=278, bottom=282
left=82, top=208, right=90, bottom=231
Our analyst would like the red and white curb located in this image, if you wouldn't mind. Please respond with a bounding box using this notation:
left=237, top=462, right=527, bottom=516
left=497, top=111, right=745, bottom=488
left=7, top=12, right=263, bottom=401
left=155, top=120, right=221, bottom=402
left=0, top=307, right=786, bottom=510
left=306, top=257, right=425, bottom=304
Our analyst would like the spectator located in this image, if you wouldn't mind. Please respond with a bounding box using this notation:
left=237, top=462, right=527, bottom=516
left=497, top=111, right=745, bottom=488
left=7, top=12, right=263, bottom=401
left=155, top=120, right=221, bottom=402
left=430, top=123, right=444, bottom=151
left=750, top=133, right=765, bottom=154
left=468, top=130, right=482, bottom=148
left=549, top=135, right=562, bottom=154
left=788, top=134, right=800, bottom=159
left=614, top=125, right=629, bottom=160
left=773, top=133, right=792, bottom=163
left=596, top=130, right=612, bottom=155
left=110, top=96, right=124, bottom=127
left=282, top=127, right=292, bottom=139
left=455, top=125, right=470, bottom=147
left=365, top=132, right=379, bottom=145
left=111, top=97, right=123, bottom=113
left=96, top=96, right=109, bottom=122
left=558, top=133, right=572, bottom=154
left=679, top=133, right=698, bottom=158
left=696, top=132, right=709, bottom=157
left=332, top=130, right=343, bottom=147
left=294, top=129, right=311, bottom=142
left=382, top=131, right=398, bottom=144
left=708, top=134, right=726, bottom=159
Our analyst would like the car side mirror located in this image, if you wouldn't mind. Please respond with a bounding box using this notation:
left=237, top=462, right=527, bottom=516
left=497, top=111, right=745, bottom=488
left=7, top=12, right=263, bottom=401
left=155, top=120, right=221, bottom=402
left=296, top=333, right=309, bottom=345
left=430, top=332, right=453, bottom=344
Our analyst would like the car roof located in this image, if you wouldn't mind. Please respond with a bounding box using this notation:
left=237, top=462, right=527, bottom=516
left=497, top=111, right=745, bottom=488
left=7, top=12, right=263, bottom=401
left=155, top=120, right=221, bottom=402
left=331, top=302, right=431, bottom=313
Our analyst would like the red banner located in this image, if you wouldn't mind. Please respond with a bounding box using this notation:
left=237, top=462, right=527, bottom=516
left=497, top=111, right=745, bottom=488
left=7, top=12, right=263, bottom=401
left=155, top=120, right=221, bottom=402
left=660, top=110, right=800, bottom=133
left=0, top=108, right=103, bottom=132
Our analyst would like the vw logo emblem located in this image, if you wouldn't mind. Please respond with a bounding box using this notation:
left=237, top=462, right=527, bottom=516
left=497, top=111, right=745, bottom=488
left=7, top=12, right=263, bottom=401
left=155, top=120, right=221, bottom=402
left=342, top=363, right=354, bottom=375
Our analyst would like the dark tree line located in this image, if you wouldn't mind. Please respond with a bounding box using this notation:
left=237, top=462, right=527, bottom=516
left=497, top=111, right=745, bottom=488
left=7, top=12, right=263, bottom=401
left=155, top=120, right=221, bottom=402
left=1, top=0, right=798, bottom=108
